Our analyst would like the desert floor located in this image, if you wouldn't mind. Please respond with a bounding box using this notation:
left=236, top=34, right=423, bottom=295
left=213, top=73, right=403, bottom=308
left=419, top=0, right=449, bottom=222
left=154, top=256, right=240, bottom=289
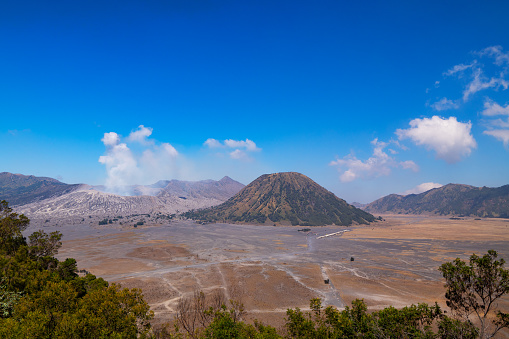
left=26, top=215, right=509, bottom=334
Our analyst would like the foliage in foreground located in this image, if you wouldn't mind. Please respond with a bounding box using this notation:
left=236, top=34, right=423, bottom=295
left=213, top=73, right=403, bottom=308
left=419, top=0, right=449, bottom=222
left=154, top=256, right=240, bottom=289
left=0, top=200, right=153, bottom=338
left=156, top=295, right=481, bottom=339
left=439, top=250, right=509, bottom=338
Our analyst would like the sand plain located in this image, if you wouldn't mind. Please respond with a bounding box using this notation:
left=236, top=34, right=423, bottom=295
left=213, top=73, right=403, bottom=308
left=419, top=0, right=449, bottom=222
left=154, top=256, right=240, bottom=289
left=26, top=215, right=509, bottom=334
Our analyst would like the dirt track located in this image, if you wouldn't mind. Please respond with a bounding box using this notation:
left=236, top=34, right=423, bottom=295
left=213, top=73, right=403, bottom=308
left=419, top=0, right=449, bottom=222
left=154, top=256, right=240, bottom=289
left=27, top=215, right=509, bottom=330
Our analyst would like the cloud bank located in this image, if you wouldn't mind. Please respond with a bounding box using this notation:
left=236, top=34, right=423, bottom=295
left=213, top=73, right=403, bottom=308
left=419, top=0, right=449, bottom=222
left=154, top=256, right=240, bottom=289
left=396, top=116, right=476, bottom=163
left=98, top=125, right=180, bottom=194
left=330, top=139, right=418, bottom=183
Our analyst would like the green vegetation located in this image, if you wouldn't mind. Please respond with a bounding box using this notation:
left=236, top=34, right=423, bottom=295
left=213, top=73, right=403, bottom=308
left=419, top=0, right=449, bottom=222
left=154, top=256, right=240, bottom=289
left=97, top=218, right=115, bottom=225
left=184, top=172, right=376, bottom=226
left=0, top=200, right=153, bottom=338
left=439, top=250, right=509, bottom=338
left=156, top=296, right=480, bottom=338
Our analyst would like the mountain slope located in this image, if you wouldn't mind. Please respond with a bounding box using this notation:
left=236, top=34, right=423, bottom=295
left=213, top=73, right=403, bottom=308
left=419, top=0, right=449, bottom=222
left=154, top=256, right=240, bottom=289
left=93, top=176, right=244, bottom=200
left=184, top=172, right=376, bottom=226
left=13, top=176, right=244, bottom=225
left=365, top=183, right=509, bottom=217
left=0, top=172, right=82, bottom=206
left=17, top=187, right=223, bottom=220
left=157, top=176, right=244, bottom=200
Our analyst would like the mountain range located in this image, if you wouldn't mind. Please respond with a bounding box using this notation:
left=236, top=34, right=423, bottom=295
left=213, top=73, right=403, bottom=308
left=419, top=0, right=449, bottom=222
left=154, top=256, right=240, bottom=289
left=365, top=183, right=509, bottom=218
left=184, top=172, right=376, bottom=226
left=3, top=171, right=508, bottom=226
left=0, top=173, right=244, bottom=225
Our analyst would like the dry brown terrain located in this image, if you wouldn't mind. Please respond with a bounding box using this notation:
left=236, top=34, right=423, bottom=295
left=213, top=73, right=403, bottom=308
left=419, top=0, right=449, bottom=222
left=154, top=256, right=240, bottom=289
left=30, top=215, right=509, bottom=334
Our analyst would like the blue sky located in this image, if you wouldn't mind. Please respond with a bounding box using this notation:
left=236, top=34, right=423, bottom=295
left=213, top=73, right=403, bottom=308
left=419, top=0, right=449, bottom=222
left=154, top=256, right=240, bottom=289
left=2, top=0, right=509, bottom=203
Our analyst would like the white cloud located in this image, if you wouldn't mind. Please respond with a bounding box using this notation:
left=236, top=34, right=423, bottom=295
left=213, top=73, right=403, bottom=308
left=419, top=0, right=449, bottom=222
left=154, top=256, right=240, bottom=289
left=483, top=130, right=509, bottom=147
left=98, top=142, right=141, bottom=192
left=128, top=125, right=153, bottom=144
left=330, top=138, right=417, bottom=183
left=204, top=138, right=261, bottom=152
left=487, top=118, right=509, bottom=128
left=431, top=97, right=459, bottom=111
left=99, top=127, right=180, bottom=194
left=400, top=160, right=419, bottom=172
left=162, top=143, right=178, bottom=157
left=401, top=182, right=443, bottom=195
left=441, top=49, right=509, bottom=102
left=462, top=68, right=508, bottom=101
left=396, top=116, right=477, bottom=163
left=101, top=132, right=120, bottom=146
left=204, top=138, right=261, bottom=161
left=444, top=63, right=475, bottom=77
left=479, top=99, right=509, bottom=146
left=478, top=45, right=509, bottom=66
left=204, top=138, right=223, bottom=148
left=230, top=149, right=249, bottom=160
left=481, top=99, right=509, bottom=116
left=224, top=139, right=261, bottom=152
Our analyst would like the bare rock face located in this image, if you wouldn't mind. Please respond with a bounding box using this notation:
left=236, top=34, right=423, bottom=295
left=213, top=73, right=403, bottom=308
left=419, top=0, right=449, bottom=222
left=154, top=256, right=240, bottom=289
left=5, top=173, right=245, bottom=226
left=17, top=187, right=224, bottom=219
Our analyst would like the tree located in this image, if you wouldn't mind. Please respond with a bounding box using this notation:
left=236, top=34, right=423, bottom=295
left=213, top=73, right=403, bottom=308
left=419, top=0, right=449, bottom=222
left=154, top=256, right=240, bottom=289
left=0, top=200, right=154, bottom=338
left=28, top=230, right=62, bottom=258
left=0, top=277, right=22, bottom=318
left=0, top=200, right=29, bottom=255
left=439, top=250, right=509, bottom=338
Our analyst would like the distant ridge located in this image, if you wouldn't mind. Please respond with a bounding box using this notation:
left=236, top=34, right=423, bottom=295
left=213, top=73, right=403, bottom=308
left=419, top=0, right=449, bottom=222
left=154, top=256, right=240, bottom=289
left=184, top=172, right=376, bottom=226
left=0, top=172, right=82, bottom=206
left=365, top=183, right=509, bottom=218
